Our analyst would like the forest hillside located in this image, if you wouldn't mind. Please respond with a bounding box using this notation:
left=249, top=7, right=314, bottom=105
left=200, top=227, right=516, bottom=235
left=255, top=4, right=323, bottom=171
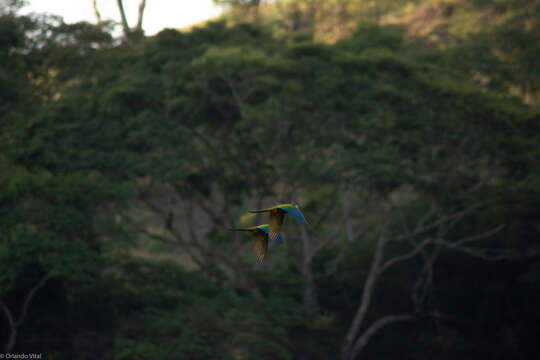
left=1, top=0, right=539, bottom=359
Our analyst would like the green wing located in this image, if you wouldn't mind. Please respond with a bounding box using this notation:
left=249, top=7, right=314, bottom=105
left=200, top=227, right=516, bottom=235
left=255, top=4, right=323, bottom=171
left=249, top=204, right=293, bottom=213
left=268, top=209, right=285, bottom=242
left=252, top=229, right=268, bottom=264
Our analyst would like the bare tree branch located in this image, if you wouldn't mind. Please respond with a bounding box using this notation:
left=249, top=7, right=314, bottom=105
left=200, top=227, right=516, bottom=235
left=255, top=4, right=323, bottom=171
left=397, top=207, right=412, bottom=234
left=341, top=199, right=504, bottom=360
left=135, top=0, right=146, bottom=32
left=93, top=0, right=102, bottom=26
left=347, top=310, right=463, bottom=360
left=123, top=216, right=181, bottom=245
left=220, top=74, right=247, bottom=112
left=1, top=299, right=15, bottom=327
left=2, top=273, right=51, bottom=352
left=411, top=244, right=438, bottom=311
left=116, top=0, right=130, bottom=36
left=317, top=194, right=375, bottom=279
left=435, top=240, right=522, bottom=261
left=377, top=237, right=434, bottom=276
left=189, top=190, right=226, bottom=227
left=17, top=273, right=50, bottom=328
left=316, top=240, right=352, bottom=278
left=452, top=224, right=505, bottom=247
left=389, top=202, right=486, bottom=243
left=140, top=184, right=264, bottom=296
left=312, top=191, right=340, bottom=230
left=131, top=192, right=211, bottom=267
left=310, top=187, right=382, bottom=281
left=349, top=314, right=413, bottom=360
left=311, top=190, right=359, bottom=257
left=465, top=168, right=497, bottom=193
left=415, top=199, right=438, bottom=232
left=0, top=301, right=16, bottom=353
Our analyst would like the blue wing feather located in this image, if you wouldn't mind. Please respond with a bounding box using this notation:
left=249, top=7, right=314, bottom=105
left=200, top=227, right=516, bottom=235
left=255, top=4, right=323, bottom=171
left=260, top=226, right=285, bottom=244
left=283, top=207, right=308, bottom=224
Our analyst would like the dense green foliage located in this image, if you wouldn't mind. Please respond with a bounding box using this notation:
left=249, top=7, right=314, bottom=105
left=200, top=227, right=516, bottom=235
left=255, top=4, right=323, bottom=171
left=1, top=1, right=539, bottom=359
left=219, top=0, right=540, bottom=104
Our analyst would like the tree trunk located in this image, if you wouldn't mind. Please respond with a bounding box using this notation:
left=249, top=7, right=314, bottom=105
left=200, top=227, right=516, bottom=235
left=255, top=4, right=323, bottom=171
left=341, top=234, right=387, bottom=360
left=301, top=226, right=317, bottom=307
left=135, top=0, right=147, bottom=32
left=5, top=327, right=16, bottom=353
left=1, top=273, right=50, bottom=353
left=93, top=0, right=102, bottom=26
left=302, top=261, right=317, bottom=306
left=1, top=301, right=16, bottom=352
left=116, top=0, right=131, bottom=36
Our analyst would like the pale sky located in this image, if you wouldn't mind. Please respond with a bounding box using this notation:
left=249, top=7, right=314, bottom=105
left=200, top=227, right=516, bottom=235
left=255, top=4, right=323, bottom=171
left=22, top=0, right=224, bottom=35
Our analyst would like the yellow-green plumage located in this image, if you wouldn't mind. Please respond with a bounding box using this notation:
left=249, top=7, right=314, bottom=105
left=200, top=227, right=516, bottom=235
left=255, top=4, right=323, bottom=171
left=268, top=209, right=286, bottom=242
left=231, top=225, right=269, bottom=264
left=252, top=230, right=268, bottom=264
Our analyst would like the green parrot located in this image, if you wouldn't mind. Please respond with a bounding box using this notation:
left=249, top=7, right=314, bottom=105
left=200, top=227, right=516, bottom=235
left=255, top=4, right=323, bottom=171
left=231, top=224, right=283, bottom=264
left=249, top=204, right=308, bottom=242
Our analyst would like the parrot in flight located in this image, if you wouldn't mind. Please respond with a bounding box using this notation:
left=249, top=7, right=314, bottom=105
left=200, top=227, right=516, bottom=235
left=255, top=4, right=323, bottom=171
left=249, top=204, right=308, bottom=242
left=231, top=224, right=284, bottom=264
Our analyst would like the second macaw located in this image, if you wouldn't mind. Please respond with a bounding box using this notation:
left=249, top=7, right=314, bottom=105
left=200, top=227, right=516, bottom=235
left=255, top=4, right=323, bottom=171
left=231, top=224, right=283, bottom=264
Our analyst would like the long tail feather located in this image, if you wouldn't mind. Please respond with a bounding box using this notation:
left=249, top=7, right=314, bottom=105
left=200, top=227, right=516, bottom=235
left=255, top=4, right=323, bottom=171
left=249, top=209, right=272, bottom=213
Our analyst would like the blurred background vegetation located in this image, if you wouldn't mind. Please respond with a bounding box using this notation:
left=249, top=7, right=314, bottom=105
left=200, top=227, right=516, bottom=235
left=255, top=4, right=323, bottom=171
left=1, top=0, right=539, bottom=359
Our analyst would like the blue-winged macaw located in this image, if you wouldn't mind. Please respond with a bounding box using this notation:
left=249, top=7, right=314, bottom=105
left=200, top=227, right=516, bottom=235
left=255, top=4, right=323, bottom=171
left=231, top=224, right=283, bottom=264
left=249, top=204, right=308, bottom=242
